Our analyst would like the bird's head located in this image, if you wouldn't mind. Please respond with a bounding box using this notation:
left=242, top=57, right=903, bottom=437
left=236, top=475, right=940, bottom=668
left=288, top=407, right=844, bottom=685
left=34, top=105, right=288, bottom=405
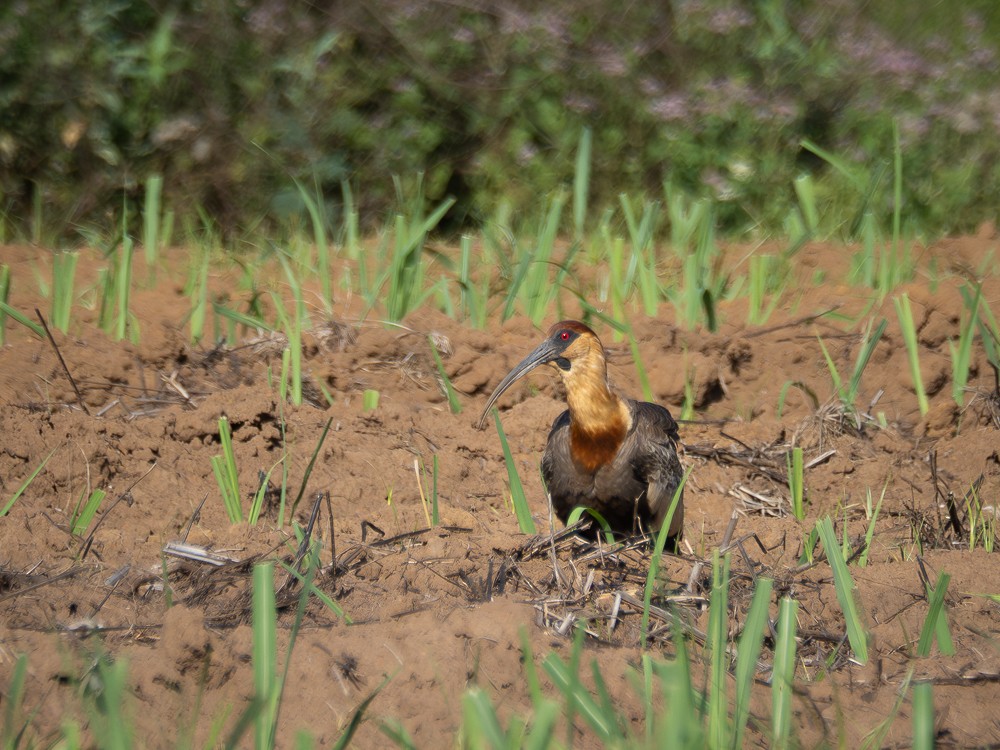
left=476, top=321, right=607, bottom=429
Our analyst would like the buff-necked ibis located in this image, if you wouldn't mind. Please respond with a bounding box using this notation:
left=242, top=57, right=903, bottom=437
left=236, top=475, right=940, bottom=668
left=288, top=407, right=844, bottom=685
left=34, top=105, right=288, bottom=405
left=478, top=320, right=684, bottom=540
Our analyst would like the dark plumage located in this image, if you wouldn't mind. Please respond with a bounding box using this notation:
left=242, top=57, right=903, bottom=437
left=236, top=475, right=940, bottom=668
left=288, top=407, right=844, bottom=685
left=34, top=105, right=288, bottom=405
left=477, top=320, right=684, bottom=539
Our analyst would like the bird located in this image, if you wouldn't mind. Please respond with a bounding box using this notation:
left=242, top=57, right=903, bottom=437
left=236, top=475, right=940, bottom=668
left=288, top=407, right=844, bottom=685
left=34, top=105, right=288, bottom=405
left=477, top=320, right=684, bottom=541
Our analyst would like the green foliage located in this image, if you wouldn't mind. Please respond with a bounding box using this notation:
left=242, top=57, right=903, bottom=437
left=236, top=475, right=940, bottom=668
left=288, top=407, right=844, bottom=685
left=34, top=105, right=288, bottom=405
left=491, top=410, right=536, bottom=534
left=5, top=1, right=1000, bottom=239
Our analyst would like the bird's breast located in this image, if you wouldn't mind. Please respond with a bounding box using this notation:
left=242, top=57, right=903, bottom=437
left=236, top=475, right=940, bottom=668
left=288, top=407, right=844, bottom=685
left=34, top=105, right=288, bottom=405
left=568, top=421, right=626, bottom=474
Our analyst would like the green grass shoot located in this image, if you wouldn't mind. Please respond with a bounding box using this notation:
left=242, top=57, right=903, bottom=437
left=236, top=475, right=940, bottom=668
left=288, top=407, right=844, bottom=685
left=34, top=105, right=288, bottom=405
left=381, top=178, right=455, bottom=322
left=71, top=488, right=106, bottom=536
left=0, top=263, right=9, bottom=345
left=817, top=516, right=870, bottom=664
left=950, top=283, right=982, bottom=407
left=51, top=251, right=78, bottom=333
left=211, top=416, right=242, bottom=523
left=706, top=549, right=731, bottom=749
left=143, top=174, right=164, bottom=267
left=771, top=596, right=799, bottom=750
left=491, top=409, right=535, bottom=534
left=188, top=247, right=211, bottom=343
left=786, top=446, right=805, bottom=520
left=252, top=561, right=278, bottom=749
left=274, top=252, right=308, bottom=406
left=816, top=317, right=887, bottom=414
left=2, top=447, right=56, bottom=517
left=573, top=126, right=592, bottom=241
left=733, top=577, right=774, bottom=749
left=793, top=172, right=819, bottom=235
left=917, top=572, right=954, bottom=657
left=640, top=469, right=689, bottom=648
left=0, top=299, right=45, bottom=339
left=293, top=177, right=333, bottom=314
left=428, top=335, right=462, bottom=414
left=911, top=681, right=934, bottom=750
left=565, top=505, right=615, bottom=544
left=1, top=653, right=29, bottom=749
left=859, top=483, right=886, bottom=567
left=894, top=293, right=929, bottom=415
left=502, top=193, right=567, bottom=325
left=286, top=417, right=333, bottom=521
left=363, top=389, right=380, bottom=411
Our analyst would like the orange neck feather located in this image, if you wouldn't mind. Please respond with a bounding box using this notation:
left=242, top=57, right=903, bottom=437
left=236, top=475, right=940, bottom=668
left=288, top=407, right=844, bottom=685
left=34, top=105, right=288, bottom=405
left=560, top=349, right=631, bottom=473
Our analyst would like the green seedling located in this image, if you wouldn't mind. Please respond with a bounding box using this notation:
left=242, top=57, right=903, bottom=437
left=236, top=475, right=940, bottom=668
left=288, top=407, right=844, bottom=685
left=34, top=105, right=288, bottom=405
left=249, top=459, right=283, bottom=526
left=502, top=193, right=570, bottom=325
left=950, top=284, right=982, bottom=407
left=912, top=682, right=934, bottom=750
left=793, top=172, right=819, bottom=235
left=967, top=484, right=997, bottom=553
left=772, top=597, right=799, bottom=750
left=817, top=517, right=870, bottom=664
left=363, top=389, right=380, bottom=411
left=71, top=488, right=106, bottom=536
left=640, top=469, right=689, bottom=648
left=786, top=446, right=805, bottom=520
left=859, top=482, right=887, bottom=567
left=252, top=562, right=278, bottom=749
left=211, top=416, right=242, bottom=523
left=2, top=447, right=56, bottom=516
left=917, top=572, right=954, bottom=657
left=573, top=126, right=592, bottom=241
left=293, top=176, right=333, bottom=314
left=777, top=380, right=819, bottom=418
left=428, top=335, right=462, bottom=414
left=340, top=179, right=360, bottom=260
left=1, top=653, right=29, bottom=749
left=188, top=246, right=211, bottom=344
left=733, top=577, right=774, bottom=749
left=491, top=410, right=535, bottom=534
left=0, top=263, right=9, bottom=344
left=894, top=292, right=929, bottom=415
left=542, top=627, right=627, bottom=746
left=565, top=505, right=615, bottom=544
left=619, top=193, right=661, bottom=316
left=457, top=234, right=486, bottom=328
left=287, top=417, right=333, bottom=520
left=379, top=176, right=455, bottom=322
left=274, top=252, right=308, bottom=406
left=143, top=174, right=172, bottom=268
left=707, top=549, right=731, bottom=749
left=0, top=300, right=45, bottom=339
left=51, top=251, right=79, bottom=333
left=816, top=317, right=887, bottom=418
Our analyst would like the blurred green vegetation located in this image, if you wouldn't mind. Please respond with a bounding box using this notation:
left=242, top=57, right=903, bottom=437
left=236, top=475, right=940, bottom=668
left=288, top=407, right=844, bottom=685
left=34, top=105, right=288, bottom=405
left=2, top=0, right=1000, bottom=241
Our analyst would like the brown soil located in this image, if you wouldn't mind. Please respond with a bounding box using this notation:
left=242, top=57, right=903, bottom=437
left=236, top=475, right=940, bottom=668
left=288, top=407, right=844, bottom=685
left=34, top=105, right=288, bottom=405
left=2, top=238, right=1000, bottom=748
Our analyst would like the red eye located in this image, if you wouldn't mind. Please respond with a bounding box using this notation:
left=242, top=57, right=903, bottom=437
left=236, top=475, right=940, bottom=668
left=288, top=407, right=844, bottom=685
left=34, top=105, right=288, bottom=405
left=560, top=331, right=570, bottom=341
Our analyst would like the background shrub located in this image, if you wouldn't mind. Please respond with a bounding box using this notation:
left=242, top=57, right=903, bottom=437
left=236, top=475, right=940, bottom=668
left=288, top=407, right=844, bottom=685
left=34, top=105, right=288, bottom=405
left=1, top=0, right=999, bottom=240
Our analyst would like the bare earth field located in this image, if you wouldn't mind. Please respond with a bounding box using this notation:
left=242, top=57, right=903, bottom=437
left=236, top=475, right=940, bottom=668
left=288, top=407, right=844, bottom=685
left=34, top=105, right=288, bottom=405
left=1, top=237, right=999, bottom=747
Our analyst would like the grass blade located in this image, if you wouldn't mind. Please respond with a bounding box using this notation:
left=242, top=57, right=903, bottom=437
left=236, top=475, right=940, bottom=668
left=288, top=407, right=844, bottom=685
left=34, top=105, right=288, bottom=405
left=772, top=597, right=798, bottom=750
left=641, top=469, right=690, bottom=648
left=2, top=447, right=57, bottom=516
left=0, top=300, right=45, bottom=338
left=894, top=293, right=929, bottom=415
left=491, top=410, right=535, bottom=534
left=428, top=335, right=462, bottom=414
left=252, top=562, right=277, bottom=750
left=817, top=517, right=869, bottom=664
left=917, top=572, right=953, bottom=657
left=911, top=682, right=934, bottom=750
left=733, top=577, right=773, bottom=749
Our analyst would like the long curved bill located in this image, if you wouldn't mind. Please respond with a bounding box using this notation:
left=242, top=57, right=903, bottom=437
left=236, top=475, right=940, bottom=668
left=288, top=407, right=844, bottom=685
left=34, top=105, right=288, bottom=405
left=476, top=338, right=563, bottom=429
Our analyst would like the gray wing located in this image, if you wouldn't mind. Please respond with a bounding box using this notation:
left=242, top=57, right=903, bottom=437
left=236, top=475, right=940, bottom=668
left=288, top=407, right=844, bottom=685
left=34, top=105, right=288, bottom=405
left=628, top=401, right=685, bottom=538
